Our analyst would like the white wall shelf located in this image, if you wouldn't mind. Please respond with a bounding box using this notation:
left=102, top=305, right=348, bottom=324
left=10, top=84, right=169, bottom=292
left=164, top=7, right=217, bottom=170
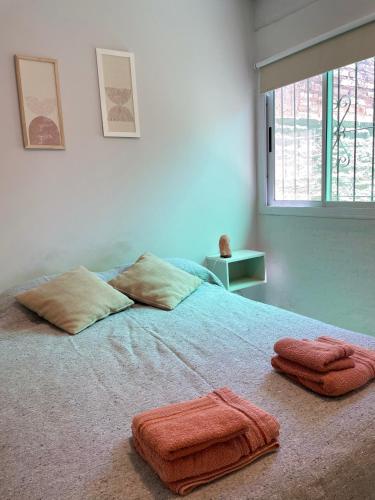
left=206, top=250, right=266, bottom=292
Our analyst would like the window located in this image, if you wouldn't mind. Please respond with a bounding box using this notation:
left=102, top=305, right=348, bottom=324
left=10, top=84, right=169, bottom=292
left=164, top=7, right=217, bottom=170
left=267, top=56, right=375, bottom=206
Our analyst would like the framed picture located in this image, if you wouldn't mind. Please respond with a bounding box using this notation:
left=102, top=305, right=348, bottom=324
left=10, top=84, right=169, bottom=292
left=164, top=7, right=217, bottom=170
left=96, top=48, right=140, bottom=138
left=14, top=55, right=65, bottom=149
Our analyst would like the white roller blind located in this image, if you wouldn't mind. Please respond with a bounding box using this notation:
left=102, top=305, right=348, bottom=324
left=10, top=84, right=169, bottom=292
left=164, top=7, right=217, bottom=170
left=259, top=21, right=375, bottom=93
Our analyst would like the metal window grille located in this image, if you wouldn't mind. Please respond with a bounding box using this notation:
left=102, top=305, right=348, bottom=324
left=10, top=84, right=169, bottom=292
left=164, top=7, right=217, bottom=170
left=267, top=56, right=375, bottom=205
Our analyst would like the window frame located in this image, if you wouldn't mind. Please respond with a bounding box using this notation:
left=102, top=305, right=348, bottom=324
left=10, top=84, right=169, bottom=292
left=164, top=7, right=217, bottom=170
left=263, top=67, right=375, bottom=217
left=266, top=83, right=325, bottom=208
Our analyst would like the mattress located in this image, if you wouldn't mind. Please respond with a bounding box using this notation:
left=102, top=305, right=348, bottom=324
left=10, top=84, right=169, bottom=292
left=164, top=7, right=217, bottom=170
left=0, top=266, right=374, bottom=500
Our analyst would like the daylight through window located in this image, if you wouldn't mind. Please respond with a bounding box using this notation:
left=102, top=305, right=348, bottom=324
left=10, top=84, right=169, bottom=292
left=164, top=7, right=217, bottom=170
left=268, top=56, right=375, bottom=205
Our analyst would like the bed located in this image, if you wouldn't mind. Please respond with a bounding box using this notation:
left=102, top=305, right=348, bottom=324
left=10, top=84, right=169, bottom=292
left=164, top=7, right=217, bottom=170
left=1, top=260, right=374, bottom=500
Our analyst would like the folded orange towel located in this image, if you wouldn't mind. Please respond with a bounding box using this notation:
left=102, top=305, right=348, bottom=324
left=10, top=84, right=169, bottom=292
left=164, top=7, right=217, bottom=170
left=132, top=387, right=279, bottom=495
left=272, top=336, right=375, bottom=397
left=274, top=337, right=355, bottom=372
left=132, top=389, right=250, bottom=461
left=134, top=434, right=278, bottom=495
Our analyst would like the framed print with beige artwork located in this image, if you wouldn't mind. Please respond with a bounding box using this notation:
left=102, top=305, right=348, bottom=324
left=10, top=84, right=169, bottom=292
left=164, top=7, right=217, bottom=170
left=96, top=48, right=140, bottom=138
left=15, top=55, right=65, bottom=149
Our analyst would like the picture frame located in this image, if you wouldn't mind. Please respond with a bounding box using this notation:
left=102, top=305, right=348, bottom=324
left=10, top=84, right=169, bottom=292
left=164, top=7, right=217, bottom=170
left=14, top=55, right=65, bottom=150
left=96, top=48, right=140, bottom=138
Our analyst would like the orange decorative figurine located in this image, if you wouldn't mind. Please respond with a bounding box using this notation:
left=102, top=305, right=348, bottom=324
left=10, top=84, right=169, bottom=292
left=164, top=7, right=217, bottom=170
left=219, top=235, right=232, bottom=258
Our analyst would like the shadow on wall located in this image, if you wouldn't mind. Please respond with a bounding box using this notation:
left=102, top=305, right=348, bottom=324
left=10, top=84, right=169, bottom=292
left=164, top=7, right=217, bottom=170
left=256, top=215, right=375, bottom=336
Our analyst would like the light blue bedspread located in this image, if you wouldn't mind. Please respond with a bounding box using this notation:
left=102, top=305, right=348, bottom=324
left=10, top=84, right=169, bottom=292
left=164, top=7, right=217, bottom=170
left=0, top=267, right=374, bottom=500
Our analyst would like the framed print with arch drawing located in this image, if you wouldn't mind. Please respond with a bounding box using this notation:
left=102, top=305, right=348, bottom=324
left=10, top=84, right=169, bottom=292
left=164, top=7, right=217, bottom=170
left=15, top=55, right=65, bottom=150
left=96, top=48, right=140, bottom=138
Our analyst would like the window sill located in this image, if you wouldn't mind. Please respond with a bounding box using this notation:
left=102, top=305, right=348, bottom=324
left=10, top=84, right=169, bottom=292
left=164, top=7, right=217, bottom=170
left=259, top=204, right=375, bottom=220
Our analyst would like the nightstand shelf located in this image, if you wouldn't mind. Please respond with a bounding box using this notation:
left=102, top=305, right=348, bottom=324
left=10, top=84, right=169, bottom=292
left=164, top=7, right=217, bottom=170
left=228, top=277, right=265, bottom=292
left=206, top=250, right=266, bottom=292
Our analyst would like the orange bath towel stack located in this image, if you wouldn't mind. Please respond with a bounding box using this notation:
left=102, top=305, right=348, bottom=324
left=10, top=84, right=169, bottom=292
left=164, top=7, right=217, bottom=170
left=132, top=387, right=279, bottom=495
left=272, top=336, right=375, bottom=396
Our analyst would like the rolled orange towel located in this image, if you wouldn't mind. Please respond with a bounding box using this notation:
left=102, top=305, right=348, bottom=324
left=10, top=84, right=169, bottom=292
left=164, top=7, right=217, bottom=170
left=132, top=387, right=279, bottom=495
left=274, top=337, right=354, bottom=372
left=272, top=336, right=375, bottom=397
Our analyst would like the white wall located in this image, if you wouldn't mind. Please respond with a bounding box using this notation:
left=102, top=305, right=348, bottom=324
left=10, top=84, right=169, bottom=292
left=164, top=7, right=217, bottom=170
left=252, top=0, right=375, bottom=335
left=0, top=0, right=256, bottom=291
